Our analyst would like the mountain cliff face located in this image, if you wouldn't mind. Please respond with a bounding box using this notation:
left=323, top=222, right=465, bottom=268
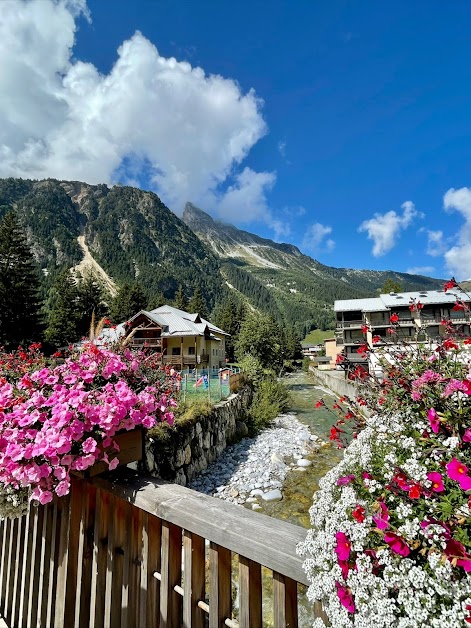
left=182, top=202, right=444, bottom=332
left=0, top=178, right=443, bottom=334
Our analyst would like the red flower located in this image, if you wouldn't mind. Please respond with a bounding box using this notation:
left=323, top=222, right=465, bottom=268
left=453, top=300, right=468, bottom=311
left=361, top=324, right=369, bottom=334
left=336, top=354, right=345, bottom=364
left=356, top=344, right=368, bottom=356
left=443, top=278, right=458, bottom=292
left=408, top=483, right=422, bottom=499
left=315, top=399, right=324, bottom=408
left=372, top=335, right=381, bottom=344
left=389, top=313, right=399, bottom=324
left=416, top=301, right=423, bottom=310
left=443, top=338, right=459, bottom=351
left=352, top=505, right=365, bottom=523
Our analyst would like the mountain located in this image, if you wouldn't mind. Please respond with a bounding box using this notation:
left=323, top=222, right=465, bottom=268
left=182, top=202, right=444, bottom=334
left=0, top=178, right=443, bottom=335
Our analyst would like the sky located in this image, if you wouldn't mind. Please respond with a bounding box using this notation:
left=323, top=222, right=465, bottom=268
left=2, top=1, right=471, bottom=280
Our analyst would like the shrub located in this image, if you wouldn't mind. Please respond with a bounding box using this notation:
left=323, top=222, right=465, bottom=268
left=248, top=377, right=290, bottom=432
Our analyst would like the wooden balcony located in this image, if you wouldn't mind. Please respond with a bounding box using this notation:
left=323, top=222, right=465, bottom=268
left=163, top=354, right=209, bottom=365
left=0, top=470, right=325, bottom=627
left=129, top=337, right=162, bottom=348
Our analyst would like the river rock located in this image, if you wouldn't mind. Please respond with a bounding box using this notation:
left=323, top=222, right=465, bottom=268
left=262, top=489, right=282, bottom=502
left=297, top=459, right=312, bottom=468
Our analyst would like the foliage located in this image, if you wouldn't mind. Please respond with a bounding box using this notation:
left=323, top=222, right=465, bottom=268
left=247, top=377, right=290, bottom=432
left=302, top=356, right=311, bottom=372
left=238, top=354, right=265, bottom=385
left=0, top=211, right=42, bottom=349
left=380, top=278, right=402, bottom=294
left=75, top=272, right=110, bottom=337
left=299, top=283, right=471, bottom=627
left=174, top=284, right=188, bottom=311
left=235, top=312, right=284, bottom=370
left=44, top=269, right=82, bottom=348
left=213, top=295, right=246, bottom=362
left=303, top=329, right=335, bottom=344
left=188, top=285, right=210, bottom=320
left=0, top=343, right=177, bottom=516
left=109, top=282, right=147, bottom=324
left=173, top=398, right=214, bottom=425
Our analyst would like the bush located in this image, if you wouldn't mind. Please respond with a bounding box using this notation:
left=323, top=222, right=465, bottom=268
left=248, top=377, right=290, bottom=432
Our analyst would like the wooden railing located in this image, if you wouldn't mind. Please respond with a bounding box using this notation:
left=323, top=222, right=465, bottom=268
left=163, top=355, right=210, bottom=365
left=0, top=470, right=323, bottom=627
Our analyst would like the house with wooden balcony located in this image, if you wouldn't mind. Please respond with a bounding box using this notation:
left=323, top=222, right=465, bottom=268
left=101, top=305, right=228, bottom=371
left=334, top=289, right=471, bottom=369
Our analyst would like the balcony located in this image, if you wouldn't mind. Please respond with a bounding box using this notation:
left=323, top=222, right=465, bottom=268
left=336, top=320, right=363, bottom=329
left=163, top=354, right=210, bottom=365
left=128, top=337, right=162, bottom=348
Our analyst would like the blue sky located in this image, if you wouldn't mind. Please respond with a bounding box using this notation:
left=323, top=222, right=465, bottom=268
left=2, top=1, right=471, bottom=279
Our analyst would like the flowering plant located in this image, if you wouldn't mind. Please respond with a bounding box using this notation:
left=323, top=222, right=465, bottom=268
left=299, top=284, right=471, bottom=627
left=0, top=343, right=176, bottom=517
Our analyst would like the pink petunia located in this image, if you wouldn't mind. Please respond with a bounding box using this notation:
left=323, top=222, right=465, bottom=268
left=384, top=532, right=410, bottom=557
left=446, top=458, right=471, bottom=491
left=445, top=539, right=471, bottom=572
left=336, top=474, right=355, bottom=486
left=427, top=408, right=440, bottom=434
left=463, top=428, right=471, bottom=443
left=335, top=532, right=351, bottom=561
left=427, top=471, right=445, bottom=493
left=335, top=581, right=355, bottom=613
left=373, top=501, right=389, bottom=530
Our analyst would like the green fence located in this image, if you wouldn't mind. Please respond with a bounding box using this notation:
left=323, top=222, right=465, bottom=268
left=178, top=368, right=240, bottom=403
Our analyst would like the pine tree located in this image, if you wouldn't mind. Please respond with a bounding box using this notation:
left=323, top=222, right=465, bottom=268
left=109, top=282, right=147, bottom=323
left=0, top=212, right=42, bottom=349
left=174, top=284, right=188, bottom=311
left=188, top=285, right=210, bottom=320
left=213, top=295, right=244, bottom=362
left=44, top=269, right=81, bottom=348
left=75, top=272, right=109, bottom=337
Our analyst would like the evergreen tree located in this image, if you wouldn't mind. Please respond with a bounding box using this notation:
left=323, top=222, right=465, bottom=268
left=213, top=295, right=244, bottom=362
left=188, top=285, right=210, bottom=320
left=44, top=269, right=81, bottom=348
left=109, top=282, right=147, bottom=323
left=380, top=279, right=402, bottom=294
left=75, top=272, right=109, bottom=337
left=0, top=211, right=42, bottom=349
left=235, top=312, right=284, bottom=370
left=174, top=284, right=188, bottom=311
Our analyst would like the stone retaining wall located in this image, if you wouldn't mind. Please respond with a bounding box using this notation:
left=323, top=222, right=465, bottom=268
left=309, top=367, right=358, bottom=399
left=143, top=387, right=253, bottom=486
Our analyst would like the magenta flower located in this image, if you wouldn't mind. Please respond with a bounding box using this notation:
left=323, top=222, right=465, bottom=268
left=446, top=458, right=471, bottom=490
left=373, top=501, right=389, bottom=530
left=335, top=531, right=352, bottom=561
left=445, top=540, right=471, bottom=572
left=427, top=471, right=445, bottom=493
left=463, top=428, right=471, bottom=442
left=336, top=474, right=355, bottom=486
left=427, top=408, right=440, bottom=434
left=335, top=581, right=355, bottom=613
left=384, top=532, right=410, bottom=557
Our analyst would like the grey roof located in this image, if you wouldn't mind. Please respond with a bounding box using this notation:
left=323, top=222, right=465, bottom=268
left=335, top=289, right=468, bottom=313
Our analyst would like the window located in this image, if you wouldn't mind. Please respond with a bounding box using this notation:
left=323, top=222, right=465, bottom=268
left=188, top=346, right=195, bottom=355
left=172, top=347, right=181, bottom=356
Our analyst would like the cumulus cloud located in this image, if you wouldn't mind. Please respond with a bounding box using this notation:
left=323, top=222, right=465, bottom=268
left=425, top=230, right=446, bottom=257
left=302, top=223, right=335, bottom=254
left=0, top=0, right=275, bottom=223
left=443, top=187, right=471, bottom=280
left=358, top=201, right=423, bottom=257
left=405, top=266, right=435, bottom=276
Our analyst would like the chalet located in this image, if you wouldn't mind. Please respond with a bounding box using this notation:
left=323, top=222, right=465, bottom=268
left=101, top=305, right=228, bottom=370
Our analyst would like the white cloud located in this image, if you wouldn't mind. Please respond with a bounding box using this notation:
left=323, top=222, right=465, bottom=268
left=277, top=141, right=286, bottom=157
left=358, top=201, right=423, bottom=257
left=0, top=0, right=275, bottom=223
left=405, top=266, right=435, bottom=276
left=442, top=187, right=471, bottom=280
left=425, top=230, right=446, bottom=257
left=302, top=223, right=335, bottom=253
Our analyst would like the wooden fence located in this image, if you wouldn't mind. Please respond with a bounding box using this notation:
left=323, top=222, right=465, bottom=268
left=0, top=470, right=324, bottom=627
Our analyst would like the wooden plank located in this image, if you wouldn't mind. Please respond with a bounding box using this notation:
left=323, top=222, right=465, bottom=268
left=239, top=555, right=262, bottom=628
left=160, top=521, right=182, bottom=628
left=77, top=484, right=97, bottom=627
left=273, top=572, right=298, bottom=628
left=110, top=499, right=131, bottom=628
left=18, top=510, right=35, bottom=626
left=25, top=505, right=44, bottom=628
left=209, top=543, right=231, bottom=628
left=64, top=480, right=85, bottom=627
left=2, top=519, right=18, bottom=624
left=45, top=499, right=60, bottom=628
left=11, top=514, right=26, bottom=627
left=128, top=505, right=144, bottom=628
left=183, top=530, right=205, bottom=628
left=143, top=513, right=161, bottom=628
left=91, top=471, right=309, bottom=586
left=38, top=503, right=54, bottom=628
left=103, top=494, right=116, bottom=628
left=0, top=518, right=7, bottom=612
left=54, top=492, right=72, bottom=628
left=90, top=488, right=111, bottom=628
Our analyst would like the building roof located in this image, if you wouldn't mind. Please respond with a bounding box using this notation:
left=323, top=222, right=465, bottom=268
left=98, top=304, right=229, bottom=344
left=335, top=289, right=468, bottom=313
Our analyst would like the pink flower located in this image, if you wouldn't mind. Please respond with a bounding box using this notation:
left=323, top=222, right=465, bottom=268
left=335, top=581, right=355, bottom=613
left=108, top=457, right=120, bottom=471
left=373, top=502, right=389, bottom=530
left=427, top=471, right=445, bottom=493
left=446, top=457, right=471, bottom=490
left=427, top=408, right=440, bottom=434
left=336, top=474, right=355, bottom=486
left=55, top=480, right=70, bottom=497
left=335, top=532, right=351, bottom=561
left=463, top=428, right=471, bottom=442
left=384, top=532, right=410, bottom=557
left=82, top=437, right=97, bottom=454
left=445, top=540, right=471, bottom=572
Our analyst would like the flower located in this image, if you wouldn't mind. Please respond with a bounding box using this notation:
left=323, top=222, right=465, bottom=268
left=372, top=501, right=389, bottom=530
left=384, top=532, right=410, bottom=556
left=427, top=471, right=445, bottom=493
left=446, top=457, right=469, bottom=482
left=335, top=582, right=355, bottom=613
left=427, top=408, right=440, bottom=434
left=335, top=532, right=352, bottom=561
left=351, top=504, right=365, bottom=523
left=336, top=474, right=355, bottom=486
left=444, top=277, right=458, bottom=292
left=389, top=312, right=399, bottom=324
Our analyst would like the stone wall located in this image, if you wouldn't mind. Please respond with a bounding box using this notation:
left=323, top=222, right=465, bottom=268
left=309, top=367, right=358, bottom=399
left=143, top=387, right=253, bottom=486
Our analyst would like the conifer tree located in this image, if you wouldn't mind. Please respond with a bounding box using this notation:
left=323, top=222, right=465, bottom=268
left=0, top=211, right=42, bottom=349
left=188, top=285, right=210, bottom=320
left=174, top=284, right=188, bottom=311
left=75, top=272, right=109, bottom=337
left=109, top=282, right=147, bottom=323
left=44, top=269, right=81, bottom=348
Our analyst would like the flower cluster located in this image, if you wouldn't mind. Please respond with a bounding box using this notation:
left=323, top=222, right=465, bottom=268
left=299, top=307, right=471, bottom=626
left=0, top=343, right=176, bottom=515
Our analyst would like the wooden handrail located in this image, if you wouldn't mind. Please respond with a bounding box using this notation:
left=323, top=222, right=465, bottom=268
left=0, top=469, right=320, bottom=627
